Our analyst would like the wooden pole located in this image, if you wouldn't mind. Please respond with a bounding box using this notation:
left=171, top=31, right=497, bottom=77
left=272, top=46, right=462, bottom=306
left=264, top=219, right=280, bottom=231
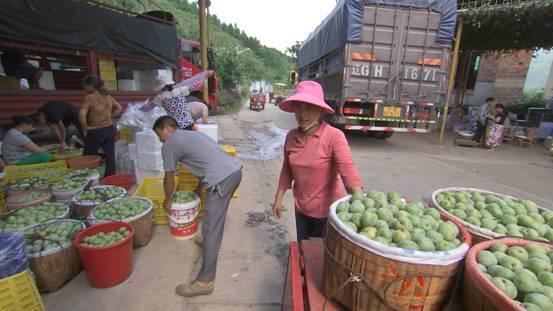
left=438, top=16, right=464, bottom=145
left=199, top=0, right=209, bottom=103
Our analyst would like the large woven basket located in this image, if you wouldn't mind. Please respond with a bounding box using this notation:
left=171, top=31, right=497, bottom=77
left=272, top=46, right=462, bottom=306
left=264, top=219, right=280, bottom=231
left=26, top=219, right=85, bottom=292
left=324, top=196, right=472, bottom=311
left=431, top=187, right=551, bottom=244
left=463, top=238, right=553, bottom=311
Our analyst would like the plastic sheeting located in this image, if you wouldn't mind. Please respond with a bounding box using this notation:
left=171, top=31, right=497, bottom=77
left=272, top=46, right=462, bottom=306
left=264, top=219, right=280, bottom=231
left=0, top=234, right=28, bottom=279
left=298, top=0, right=457, bottom=68
left=0, top=0, right=178, bottom=67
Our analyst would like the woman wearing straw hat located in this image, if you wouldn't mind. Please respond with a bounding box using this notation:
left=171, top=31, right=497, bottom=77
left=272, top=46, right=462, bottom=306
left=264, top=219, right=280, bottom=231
left=272, top=81, right=363, bottom=242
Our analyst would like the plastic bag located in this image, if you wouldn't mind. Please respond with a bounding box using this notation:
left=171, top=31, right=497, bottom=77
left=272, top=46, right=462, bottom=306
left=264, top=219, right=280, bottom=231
left=115, top=141, right=134, bottom=175
left=0, top=233, right=28, bottom=278
left=117, top=99, right=168, bottom=131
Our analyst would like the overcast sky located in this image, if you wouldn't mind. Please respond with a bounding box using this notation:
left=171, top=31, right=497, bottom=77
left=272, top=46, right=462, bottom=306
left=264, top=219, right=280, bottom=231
left=209, top=0, right=337, bottom=52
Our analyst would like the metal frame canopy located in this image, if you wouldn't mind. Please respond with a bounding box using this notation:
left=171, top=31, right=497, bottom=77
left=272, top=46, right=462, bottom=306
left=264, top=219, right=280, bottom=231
left=457, top=0, right=553, bottom=51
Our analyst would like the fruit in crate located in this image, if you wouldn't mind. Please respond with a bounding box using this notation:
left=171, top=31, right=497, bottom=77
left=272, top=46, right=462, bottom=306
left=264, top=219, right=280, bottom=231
left=74, top=187, right=124, bottom=202
left=51, top=177, right=88, bottom=191
left=435, top=190, right=553, bottom=242
left=24, top=220, right=85, bottom=254
left=336, top=190, right=462, bottom=252
left=172, top=191, right=198, bottom=204
left=16, top=191, right=46, bottom=203
left=9, top=176, right=48, bottom=191
left=477, top=243, right=553, bottom=306
left=0, top=202, right=67, bottom=229
left=65, top=168, right=98, bottom=180
left=42, top=170, right=67, bottom=182
left=80, top=227, right=130, bottom=248
left=93, top=198, right=150, bottom=221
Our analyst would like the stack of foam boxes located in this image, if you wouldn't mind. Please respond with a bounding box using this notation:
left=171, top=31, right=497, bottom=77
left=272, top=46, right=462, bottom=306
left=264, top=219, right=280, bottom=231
left=129, top=130, right=165, bottom=185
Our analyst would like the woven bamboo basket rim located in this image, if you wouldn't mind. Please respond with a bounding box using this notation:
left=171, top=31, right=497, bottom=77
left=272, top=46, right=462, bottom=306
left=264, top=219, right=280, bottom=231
left=87, top=196, right=153, bottom=223
left=464, top=238, right=553, bottom=311
left=70, top=185, right=127, bottom=207
left=328, top=195, right=472, bottom=265
left=431, top=187, right=552, bottom=241
left=7, top=190, right=52, bottom=207
left=24, top=219, right=86, bottom=258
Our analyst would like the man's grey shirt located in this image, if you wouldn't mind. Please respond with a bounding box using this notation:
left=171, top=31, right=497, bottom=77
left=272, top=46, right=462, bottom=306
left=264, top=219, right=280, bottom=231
left=162, top=129, right=241, bottom=188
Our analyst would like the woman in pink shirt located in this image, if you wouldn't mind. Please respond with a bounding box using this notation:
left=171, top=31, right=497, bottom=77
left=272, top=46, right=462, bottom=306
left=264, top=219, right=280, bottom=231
left=272, top=81, right=363, bottom=241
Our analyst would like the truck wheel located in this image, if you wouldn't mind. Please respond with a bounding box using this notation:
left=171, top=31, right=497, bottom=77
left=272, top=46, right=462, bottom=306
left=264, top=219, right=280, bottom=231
left=371, top=131, right=394, bottom=139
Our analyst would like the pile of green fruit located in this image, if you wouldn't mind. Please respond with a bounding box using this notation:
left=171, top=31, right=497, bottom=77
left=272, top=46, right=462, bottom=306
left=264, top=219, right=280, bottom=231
left=0, top=203, right=68, bottom=230
left=336, top=190, right=462, bottom=251
left=42, top=171, right=68, bottom=183
left=92, top=198, right=150, bottom=221
left=51, top=177, right=88, bottom=192
left=172, top=191, right=197, bottom=204
left=73, top=187, right=124, bottom=203
left=17, top=191, right=47, bottom=203
left=24, top=220, right=85, bottom=254
left=477, top=242, right=553, bottom=310
left=66, top=169, right=98, bottom=180
left=435, top=190, right=553, bottom=242
left=9, top=176, right=48, bottom=192
left=80, top=227, right=131, bottom=248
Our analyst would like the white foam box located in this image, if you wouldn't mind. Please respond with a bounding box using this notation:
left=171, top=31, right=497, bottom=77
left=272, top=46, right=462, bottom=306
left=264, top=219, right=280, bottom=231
left=137, top=151, right=163, bottom=171
left=135, top=130, right=163, bottom=153
left=128, top=143, right=137, bottom=161
left=197, top=124, right=218, bottom=142
left=134, top=165, right=164, bottom=185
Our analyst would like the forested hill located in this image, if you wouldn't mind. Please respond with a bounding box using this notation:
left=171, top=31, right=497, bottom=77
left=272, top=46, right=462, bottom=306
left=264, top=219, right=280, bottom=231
left=108, top=0, right=295, bottom=89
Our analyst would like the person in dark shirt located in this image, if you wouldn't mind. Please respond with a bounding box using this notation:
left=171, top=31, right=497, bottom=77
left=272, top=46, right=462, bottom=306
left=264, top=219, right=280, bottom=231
left=486, top=103, right=507, bottom=151
left=1, top=49, right=43, bottom=89
left=33, top=101, right=84, bottom=151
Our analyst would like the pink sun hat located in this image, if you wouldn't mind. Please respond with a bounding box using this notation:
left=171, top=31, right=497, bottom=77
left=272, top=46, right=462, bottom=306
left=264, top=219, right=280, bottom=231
left=279, top=81, right=335, bottom=114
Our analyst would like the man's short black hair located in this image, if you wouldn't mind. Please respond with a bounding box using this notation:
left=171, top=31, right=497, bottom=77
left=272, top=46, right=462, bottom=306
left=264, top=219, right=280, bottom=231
left=495, top=103, right=505, bottom=110
left=153, top=116, right=178, bottom=131
left=485, top=97, right=495, bottom=103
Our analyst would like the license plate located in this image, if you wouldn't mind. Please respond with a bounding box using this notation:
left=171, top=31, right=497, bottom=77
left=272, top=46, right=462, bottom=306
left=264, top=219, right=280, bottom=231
left=403, top=67, right=438, bottom=82
left=350, top=63, right=438, bottom=82
left=382, top=106, right=401, bottom=118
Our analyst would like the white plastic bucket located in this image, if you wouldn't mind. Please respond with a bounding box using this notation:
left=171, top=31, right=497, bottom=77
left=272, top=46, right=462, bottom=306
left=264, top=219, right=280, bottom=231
left=168, top=198, right=200, bottom=240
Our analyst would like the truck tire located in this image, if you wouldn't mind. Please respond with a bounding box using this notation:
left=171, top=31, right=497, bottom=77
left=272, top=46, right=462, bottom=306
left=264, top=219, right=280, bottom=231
left=371, top=131, right=394, bottom=139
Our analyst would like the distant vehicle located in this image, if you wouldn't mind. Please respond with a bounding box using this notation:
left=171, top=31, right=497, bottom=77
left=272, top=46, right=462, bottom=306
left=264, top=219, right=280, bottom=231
left=272, top=83, right=287, bottom=105
left=297, top=0, right=457, bottom=138
left=250, top=91, right=266, bottom=111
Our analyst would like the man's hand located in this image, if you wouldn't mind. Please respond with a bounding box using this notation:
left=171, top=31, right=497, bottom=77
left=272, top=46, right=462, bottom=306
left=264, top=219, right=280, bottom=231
left=194, top=184, right=203, bottom=196
left=58, top=143, right=68, bottom=153
left=272, top=199, right=282, bottom=219
left=192, top=123, right=199, bottom=131
left=163, top=199, right=172, bottom=214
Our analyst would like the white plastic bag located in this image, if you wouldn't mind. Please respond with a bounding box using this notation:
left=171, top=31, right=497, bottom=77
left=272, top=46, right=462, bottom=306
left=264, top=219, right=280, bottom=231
left=117, top=99, right=168, bottom=130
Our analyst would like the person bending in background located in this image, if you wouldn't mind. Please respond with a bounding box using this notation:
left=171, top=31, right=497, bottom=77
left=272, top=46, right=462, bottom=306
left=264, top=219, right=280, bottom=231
left=33, top=101, right=85, bottom=151
left=1, top=48, right=43, bottom=89
left=486, top=103, right=507, bottom=151
left=2, top=115, right=52, bottom=165
left=473, top=97, right=495, bottom=144
left=186, top=92, right=209, bottom=124
left=80, top=75, right=122, bottom=177
left=272, top=81, right=363, bottom=242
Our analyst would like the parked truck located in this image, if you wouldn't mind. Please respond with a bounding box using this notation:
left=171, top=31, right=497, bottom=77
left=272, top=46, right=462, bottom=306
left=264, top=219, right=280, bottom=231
left=297, top=0, right=457, bottom=138
left=0, top=0, right=217, bottom=125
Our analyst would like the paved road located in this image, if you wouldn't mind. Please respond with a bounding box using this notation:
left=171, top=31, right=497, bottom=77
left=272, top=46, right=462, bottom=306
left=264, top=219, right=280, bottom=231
left=43, top=101, right=552, bottom=310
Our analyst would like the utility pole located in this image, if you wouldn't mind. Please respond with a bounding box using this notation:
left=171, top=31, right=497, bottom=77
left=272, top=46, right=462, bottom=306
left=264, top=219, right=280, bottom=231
left=438, top=16, right=463, bottom=145
left=199, top=0, right=209, bottom=103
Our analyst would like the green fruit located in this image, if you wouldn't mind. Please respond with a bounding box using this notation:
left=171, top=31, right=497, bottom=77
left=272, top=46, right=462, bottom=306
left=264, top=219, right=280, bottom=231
left=374, top=236, right=391, bottom=245
left=542, top=286, right=553, bottom=302
left=377, top=228, right=393, bottom=240
left=494, top=224, right=508, bottom=234
left=538, top=271, right=553, bottom=287
left=507, top=229, right=524, bottom=238
left=344, top=222, right=357, bottom=232
left=337, top=212, right=352, bottom=223
left=519, top=215, right=535, bottom=227
left=373, top=220, right=389, bottom=230
left=498, top=255, right=523, bottom=271
left=363, top=198, right=375, bottom=209
left=466, top=216, right=481, bottom=227
left=477, top=263, right=487, bottom=273
left=542, top=211, right=553, bottom=223
left=416, top=237, right=435, bottom=252
left=481, top=218, right=497, bottom=230
left=410, top=228, right=426, bottom=241
left=527, top=245, right=550, bottom=257
left=488, top=265, right=515, bottom=280
left=398, top=240, right=418, bottom=250
left=377, top=209, right=394, bottom=222
left=529, top=213, right=546, bottom=224
left=544, top=229, right=553, bottom=243
left=501, top=214, right=518, bottom=225
left=529, top=223, right=548, bottom=236
left=424, top=208, right=441, bottom=221
left=351, top=213, right=363, bottom=228
left=494, top=252, right=507, bottom=262
left=527, top=257, right=552, bottom=275
left=522, top=303, right=542, bottom=311
left=392, top=230, right=411, bottom=244
left=477, top=251, right=498, bottom=267
left=351, top=190, right=364, bottom=202
left=508, top=246, right=529, bottom=263
left=438, top=221, right=458, bottom=241
left=350, top=201, right=365, bottom=214
left=491, top=277, right=517, bottom=299
left=452, top=209, right=467, bottom=220
left=420, top=216, right=438, bottom=231
left=436, top=240, right=454, bottom=251
left=427, top=230, right=443, bottom=244
left=360, top=211, right=378, bottom=227
left=524, top=293, right=553, bottom=311
left=523, top=228, right=541, bottom=241
left=336, top=202, right=349, bottom=213
left=491, top=242, right=509, bottom=253
left=359, top=227, right=377, bottom=239
left=514, top=271, right=544, bottom=294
